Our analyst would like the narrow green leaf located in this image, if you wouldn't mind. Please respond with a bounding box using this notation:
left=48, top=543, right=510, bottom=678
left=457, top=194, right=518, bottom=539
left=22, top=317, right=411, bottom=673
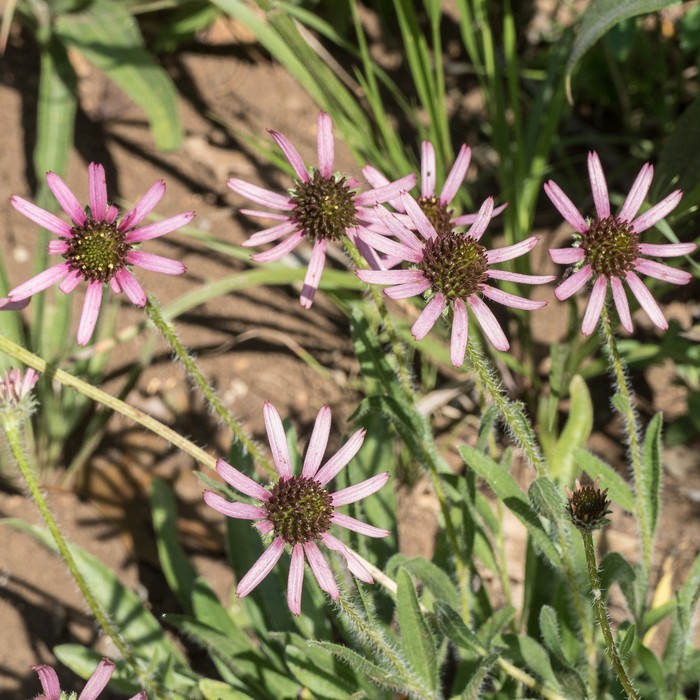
left=285, top=640, right=360, bottom=699
left=573, top=447, right=635, bottom=513
left=433, top=601, right=482, bottom=654
left=500, top=634, right=562, bottom=690
left=386, top=555, right=459, bottom=611
left=528, top=476, right=565, bottom=524
left=461, top=652, right=499, bottom=699
left=618, top=624, right=636, bottom=659
left=641, top=413, right=663, bottom=536
left=199, top=679, right=256, bottom=700
left=477, top=607, right=516, bottom=648
left=539, top=605, right=571, bottom=667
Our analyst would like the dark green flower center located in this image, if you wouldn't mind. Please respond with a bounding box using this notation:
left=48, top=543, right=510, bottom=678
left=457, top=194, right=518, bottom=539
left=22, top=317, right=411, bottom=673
left=265, top=475, right=334, bottom=545
left=581, top=216, right=640, bottom=278
left=64, top=219, right=130, bottom=283
left=418, top=196, right=454, bottom=237
left=289, top=169, right=359, bottom=242
left=420, top=233, right=489, bottom=300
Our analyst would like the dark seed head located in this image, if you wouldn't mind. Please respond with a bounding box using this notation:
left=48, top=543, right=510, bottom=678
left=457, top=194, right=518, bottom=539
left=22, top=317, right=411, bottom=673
left=64, top=218, right=130, bottom=283
left=289, top=169, right=359, bottom=242
left=418, top=195, right=454, bottom=237
left=265, top=475, right=334, bottom=545
left=566, top=478, right=612, bottom=533
left=582, top=216, right=640, bottom=278
left=420, top=233, right=489, bottom=300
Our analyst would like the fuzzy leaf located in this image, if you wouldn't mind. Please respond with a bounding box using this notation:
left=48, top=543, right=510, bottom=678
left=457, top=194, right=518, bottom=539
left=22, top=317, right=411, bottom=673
left=641, top=413, right=663, bottom=538
left=539, top=606, right=571, bottom=667
left=199, top=679, right=256, bottom=700
left=433, top=602, right=482, bottom=654
left=461, top=652, right=499, bottom=699
left=618, top=624, right=636, bottom=660
left=528, top=476, right=565, bottom=524
left=387, top=555, right=459, bottom=611
left=573, top=447, right=635, bottom=513
left=500, top=634, right=562, bottom=690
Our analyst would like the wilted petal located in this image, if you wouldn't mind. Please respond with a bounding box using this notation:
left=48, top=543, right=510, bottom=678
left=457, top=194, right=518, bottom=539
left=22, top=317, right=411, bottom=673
left=236, top=537, right=286, bottom=597
left=78, top=658, right=114, bottom=700
left=32, top=666, right=61, bottom=700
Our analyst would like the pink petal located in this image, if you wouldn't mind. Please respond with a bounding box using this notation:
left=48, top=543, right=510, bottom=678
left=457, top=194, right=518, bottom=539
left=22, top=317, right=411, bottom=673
left=269, top=129, right=309, bottom=183
left=304, top=541, right=339, bottom=599
left=244, top=220, right=297, bottom=247
left=357, top=227, right=422, bottom=263
left=362, top=164, right=390, bottom=189
left=48, top=240, right=69, bottom=255
left=314, top=429, right=366, bottom=486
left=125, top=212, right=195, bottom=243
left=634, top=258, right=692, bottom=285
left=287, top=543, right=305, bottom=615
left=587, top=152, right=610, bottom=219
left=331, top=512, right=390, bottom=538
left=421, top=141, right=436, bottom=198
left=440, top=144, right=471, bottom=204
left=203, top=491, right=268, bottom=520
left=8, top=262, right=71, bottom=300
left=581, top=276, right=607, bottom=335
left=452, top=201, right=508, bottom=226
left=76, top=281, right=103, bottom=346
left=354, top=173, right=417, bottom=207
left=46, top=172, right=87, bottom=225
left=300, top=239, right=326, bottom=309
left=302, top=405, right=332, bottom=478
left=0, top=297, right=30, bottom=311
left=486, top=235, right=538, bottom=264
left=264, top=402, right=292, bottom=479
left=384, top=278, right=432, bottom=300
left=32, top=666, right=61, bottom=700
left=480, top=285, right=547, bottom=310
left=638, top=242, right=697, bottom=257
left=401, top=193, right=438, bottom=242
left=78, top=658, right=114, bottom=700
left=114, top=269, right=146, bottom=306
left=549, top=247, right=585, bottom=264
left=331, top=472, right=389, bottom=506
left=227, top=179, right=295, bottom=211
left=321, top=532, right=374, bottom=583
left=544, top=180, right=588, bottom=233
left=10, top=195, right=74, bottom=237
left=411, top=293, right=446, bottom=340
left=468, top=295, right=509, bottom=351
left=110, top=277, right=121, bottom=294
left=370, top=205, right=423, bottom=251
left=487, top=269, right=555, bottom=284
left=119, top=180, right=165, bottom=231
left=58, top=269, right=83, bottom=294
left=105, top=204, right=119, bottom=225
left=554, top=265, right=593, bottom=301
left=466, top=197, right=494, bottom=241
left=256, top=520, right=274, bottom=535
left=610, top=277, right=633, bottom=333
left=240, top=209, right=289, bottom=221
left=215, top=458, right=270, bottom=501
left=357, top=269, right=426, bottom=285
left=450, top=297, right=468, bottom=367
left=88, top=163, right=108, bottom=222
left=625, top=271, right=668, bottom=329
left=126, top=250, right=186, bottom=275
left=128, top=693, right=148, bottom=700
left=631, top=190, right=682, bottom=234
left=236, top=537, right=286, bottom=598
left=317, top=112, right=334, bottom=178
left=251, top=230, right=304, bottom=262
left=619, top=162, right=653, bottom=222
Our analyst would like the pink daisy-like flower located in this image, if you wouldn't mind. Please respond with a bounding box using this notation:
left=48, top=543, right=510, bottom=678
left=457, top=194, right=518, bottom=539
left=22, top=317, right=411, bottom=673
left=227, top=112, right=416, bottom=308
left=8, top=163, right=193, bottom=345
left=357, top=193, right=554, bottom=366
left=31, top=658, right=147, bottom=700
left=545, top=151, right=697, bottom=334
left=203, top=402, right=389, bottom=616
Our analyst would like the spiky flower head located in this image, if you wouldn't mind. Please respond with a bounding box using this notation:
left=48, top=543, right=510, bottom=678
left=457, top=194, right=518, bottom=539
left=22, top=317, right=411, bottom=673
left=203, top=402, right=390, bottom=615
left=545, top=152, right=696, bottom=335
left=0, top=367, right=39, bottom=430
left=565, top=477, right=612, bottom=533
left=8, top=163, right=193, bottom=345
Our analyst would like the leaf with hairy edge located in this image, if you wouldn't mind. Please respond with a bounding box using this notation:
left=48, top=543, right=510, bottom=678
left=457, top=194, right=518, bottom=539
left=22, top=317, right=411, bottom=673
left=386, top=554, right=459, bottom=611
left=461, top=652, right=499, bottom=699
left=459, top=446, right=562, bottom=567
left=539, top=606, right=570, bottom=667
left=477, top=607, right=516, bottom=649
left=433, top=602, right=482, bottom=654
left=500, top=634, right=563, bottom=691
left=618, top=625, right=636, bottom=660
left=641, top=413, right=663, bottom=537
left=573, top=447, right=635, bottom=513
left=566, top=0, right=681, bottom=96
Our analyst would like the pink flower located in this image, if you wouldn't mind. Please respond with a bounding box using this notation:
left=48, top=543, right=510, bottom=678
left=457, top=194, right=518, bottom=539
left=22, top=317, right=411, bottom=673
left=357, top=193, right=554, bottom=366
left=545, top=152, right=696, bottom=334
left=0, top=367, right=39, bottom=406
left=31, top=658, right=147, bottom=700
left=8, top=163, right=193, bottom=345
left=203, top=402, right=389, bottom=615
left=227, top=112, right=416, bottom=308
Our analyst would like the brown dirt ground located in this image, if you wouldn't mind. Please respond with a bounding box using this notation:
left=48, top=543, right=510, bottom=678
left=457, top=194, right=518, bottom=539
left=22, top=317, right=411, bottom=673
left=0, top=13, right=699, bottom=700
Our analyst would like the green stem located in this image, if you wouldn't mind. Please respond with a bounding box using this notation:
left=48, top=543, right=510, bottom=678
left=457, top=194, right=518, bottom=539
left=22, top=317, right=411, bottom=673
left=599, top=305, right=651, bottom=576
left=582, top=531, right=640, bottom=700
left=144, top=297, right=274, bottom=477
left=1, top=419, right=163, bottom=699
left=466, top=337, right=544, bottom=476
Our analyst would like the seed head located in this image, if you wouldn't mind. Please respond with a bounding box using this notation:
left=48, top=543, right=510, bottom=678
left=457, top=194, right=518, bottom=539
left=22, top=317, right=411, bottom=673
left=581, top=215, right=640, bottom=278
left=566, top=477, right=612, bottom=533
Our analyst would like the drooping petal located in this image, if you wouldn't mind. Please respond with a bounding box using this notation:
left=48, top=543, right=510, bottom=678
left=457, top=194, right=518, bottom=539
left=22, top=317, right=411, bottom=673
left=269, top=129, right=310, bottom=183
left=362, top=164, right=390, bottom=189
left=125, top=211, right=195, bottom=243
left=244, top=220, right=297, bottom=247
left=486, top=269, right=556, bottom=284
left=317, top=112, right=334, bottom=178
left=236, top=537, right=286, bottom=597
left=304, top=541, right=339, bottom=599
left=452, top=201, right=508, bottom=226
left=46, top=172, right=87, bottom=226
left=587, top=152, right=610, bottom=219
left=203, top=491, right=268, bottom=520
left=638, top=242, right=697, bottom=257
left=227, top=178, right=295, bottom=211
left=554, top=265, right=593, bottom=301
left=251, top=230, right=304, bottom=262
left=126, top=250, right=186, bottom=275
left=357, top=227, right=422, bottom=263
left=240, top=209, right=289, bottom=221
left=287, top=544, right=305, bottom=616
left=76, top=280, right=103, bottom=346
left=450, top=297, right=468, bottom=367
left=581, top=276, right=607, bottom=335
left=630, top=189, right=682, bottom=234
left=355, top=173, right=417, bottom=207
left=10, top=196, right=74, bottom=237
left=32, top=666, right=61, bottom=700
left=332, top=512, right=390, bottom=538
left=625, top=271, right=668, bottom=329
left=486, top=235, right=538, bottom=264
left=120, top=179, right=166, bottom=231
left=421, top=141, right=436, bottom=198
left=610, top=277, right=633, bottom=333
left=468, top=295, right=509, bottom=351
left=302, top=405, right=332, bottom=479
left=0, top=297, right=30, bottom=311
left=440, top=144, right=471, bottom=204
left=480, top=285, right=547, bottom=310
left=384, top=278, right=432, bottom=300
left=401, top=192, right=438, bottom=242
left=78, top=658, right=114, bottom=700
left=357, top=269, right=426, bottom=285
left=411, top=293, right=446, bottom=340
left=58, top=269, right=83, bottom=294
left=88, top=163, right=108, bottom=222
left=300, top=239, right=326, bottom=309
left=114, top=268, right=147, bottom=307
left=370, top=205, right=424, bottom=251
left=633, top=258, right=693, bottom=285
left=314, top=429, right=366, bottom=486
left=321, top=532, right=374, bottom=583
left=619, top=162, right=653, bottom=222
left=543, top=180, right=588, bottom=233
left=549, top=247, right=585, bottom=265
left=8, top=262, right=71, bottom=300
left=331, top=472, right=389, bottom=506
left=48, top=240, right=69, bottom=255
left=264, top=401, right=292, bottom=479
left=216, top=458, right=270, bottom=501
left=465, top=197, right=495, bottom=241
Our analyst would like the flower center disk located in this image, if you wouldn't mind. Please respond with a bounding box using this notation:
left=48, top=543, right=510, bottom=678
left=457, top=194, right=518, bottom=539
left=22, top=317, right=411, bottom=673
left=289, top=169, right=359, bottom=242
left=265, top=475, right=333, bottom=545
left=582, top=216, right=640, bottom=278
left=420, top=233, right=489, bottom=300
left=418, top=196, right=454, bottom=237
left=64, top=219, right=130, bottom=283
